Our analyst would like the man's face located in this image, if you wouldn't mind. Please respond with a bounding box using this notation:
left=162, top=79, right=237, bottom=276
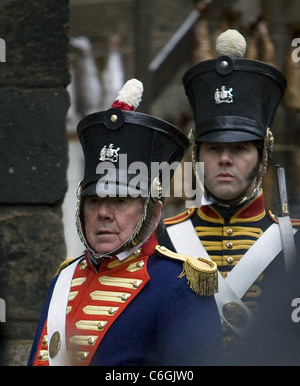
left=84, top=196, right=144, bottom=254
left=199, top=141, right=262, bottom=202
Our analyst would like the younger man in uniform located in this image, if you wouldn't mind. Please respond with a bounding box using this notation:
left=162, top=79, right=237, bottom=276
left=162, top=30, right=300, bottom=365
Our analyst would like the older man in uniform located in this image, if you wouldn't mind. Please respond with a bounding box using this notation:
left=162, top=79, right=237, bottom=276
left=162, top=30, right=300, bottom=365
left=28, top=79, right=221, bottom=366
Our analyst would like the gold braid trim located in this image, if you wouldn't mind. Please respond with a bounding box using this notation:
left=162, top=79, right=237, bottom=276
left=155, top=246, right=218, bottom=296
left=54, top=257, right=75, bottom=277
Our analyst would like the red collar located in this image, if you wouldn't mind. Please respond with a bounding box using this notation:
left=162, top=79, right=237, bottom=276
left=84, top=232, right=158, bottom=272
left=198, top=191, right=266, bottom=224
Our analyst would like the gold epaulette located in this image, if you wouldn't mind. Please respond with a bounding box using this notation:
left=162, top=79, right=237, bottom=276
left=268, top=210, right=277, bottom=222
left=291, top=219, right=300, bottom=227
left=155, top=245, right=218, bottom=296
left=163, top=208, right=195, bottom=226
left=268, top=210, right=300, bottom=228
left=54, top=257, right=75, bottom=277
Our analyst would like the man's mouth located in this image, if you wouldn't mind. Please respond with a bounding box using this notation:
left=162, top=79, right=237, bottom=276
left=216, top=172, right=234, bottom=181
left=97, top=230, right=114, bottom=235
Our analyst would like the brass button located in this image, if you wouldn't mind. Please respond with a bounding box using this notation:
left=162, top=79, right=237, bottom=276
left=226, top=256, right=234, bottom=264
left=221, top=60, right=229, bottom=69
left=133, top=248, right=141, bottom=257
left=79, top=352, right=88, bottom=362
left=80, top=259, right=87, bottom=270
left=223, top=301, right=248, bottom=327
left=226, top=228, right=233, bottom=235
left=136, top=260, right=144, bottom=268
left=42, top=335, right=48, bottom=346
left=110, top=114, right=118, bottom=123
left=88, top=336, right=96, bottom=345
left=97, top=321, right=106, bottom=331
left=121, top=293, right=130, bottom=301
left=38, top=350, right=46, bottom=360
left=49, top=331, right=61, bottom=359
left=108, top=307, right=117, bottom=315
left=226, top=241, right=233, bottom=249
left=133, top=280, right=142, bottom=288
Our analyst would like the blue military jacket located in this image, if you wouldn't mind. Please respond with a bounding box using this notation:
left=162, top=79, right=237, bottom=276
left=28, top=233, right=221, bottom=366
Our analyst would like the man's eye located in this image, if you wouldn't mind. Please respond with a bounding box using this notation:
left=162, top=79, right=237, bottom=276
left=86, top=197, right=98, bottom=206
left=207, top=146, right=218, bottom=151
left=235, top=145, right=247, bottom=151
left=116, top=198, right=126, bottom=205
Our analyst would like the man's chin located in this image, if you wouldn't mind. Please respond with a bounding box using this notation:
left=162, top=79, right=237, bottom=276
left=213, top=190, right=238, bottom=202
left=92, top=238, right=121, bottom=255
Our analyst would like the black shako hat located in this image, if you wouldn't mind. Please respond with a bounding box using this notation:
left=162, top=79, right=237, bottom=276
left=183, top=29, right=287, bottom=143
left=77, top=79, right=189, bottom=198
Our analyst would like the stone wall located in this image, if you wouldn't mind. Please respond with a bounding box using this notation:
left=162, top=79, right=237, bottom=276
left=0, top=0, right=70, bottom=365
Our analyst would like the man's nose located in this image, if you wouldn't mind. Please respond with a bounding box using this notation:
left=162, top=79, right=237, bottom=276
left=97, top=200, right=114, bottom=220
left=219, top=149, right=233, bottom=165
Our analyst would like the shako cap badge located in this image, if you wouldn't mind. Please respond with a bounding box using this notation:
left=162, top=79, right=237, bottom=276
left=99, top=143, right=120, bottom=163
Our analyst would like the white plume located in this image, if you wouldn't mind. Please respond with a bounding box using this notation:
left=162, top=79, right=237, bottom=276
left=216, top=29, right=247, bottom=58
left=116, top=78, right=143, bottom=109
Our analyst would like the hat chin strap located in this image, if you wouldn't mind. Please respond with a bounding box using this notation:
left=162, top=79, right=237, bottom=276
left=85, top=233, right=148, bottom=266
left=203, top=183, right=261, bottom=209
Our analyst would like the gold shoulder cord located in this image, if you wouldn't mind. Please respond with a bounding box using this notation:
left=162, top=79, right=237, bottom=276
left=155, top=246, right=218, bottom=296
left=54, top=257, right=75, bottom=277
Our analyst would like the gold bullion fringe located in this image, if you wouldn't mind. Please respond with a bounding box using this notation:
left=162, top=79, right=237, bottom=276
left=155, top=246, right=218, bottom=296
left=178, top=257, right=218, bottom=296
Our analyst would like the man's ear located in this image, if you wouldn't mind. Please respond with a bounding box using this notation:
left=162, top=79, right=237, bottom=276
left=258, top=159, right=264, bottom=174
left=153, top=200, right=163, bottom=230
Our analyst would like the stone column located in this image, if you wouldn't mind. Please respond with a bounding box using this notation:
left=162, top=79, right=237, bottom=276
left=0, top=0, right=70, bottom=365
